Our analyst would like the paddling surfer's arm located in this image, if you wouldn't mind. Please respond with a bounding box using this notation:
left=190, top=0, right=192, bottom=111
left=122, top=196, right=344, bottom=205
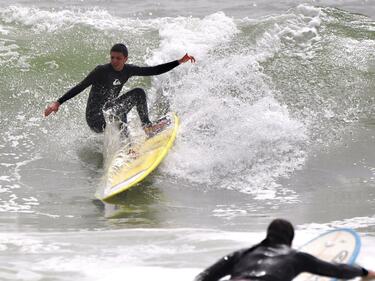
left=194, top=251, right=239, bottom=281
left=297, top=252, right=370, bottom=279
left=44, top=66, right=100, bottom=117
left=130, top=53, right=195, bottom=76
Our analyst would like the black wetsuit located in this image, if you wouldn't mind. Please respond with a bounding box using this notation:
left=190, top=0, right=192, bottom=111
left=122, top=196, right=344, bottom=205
left=195, top=244, right=368, bottom=281
left=57, top=60, right=180, bottom=133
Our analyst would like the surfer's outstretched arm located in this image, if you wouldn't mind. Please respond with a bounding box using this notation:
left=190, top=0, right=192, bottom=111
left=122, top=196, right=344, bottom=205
left=129, top=53, right=195, bottom=77
left=297, top=252, right=370, bottom=279
left=44, top=66, right=100, bottom=117
left=362, top=270, right=375, bottom=280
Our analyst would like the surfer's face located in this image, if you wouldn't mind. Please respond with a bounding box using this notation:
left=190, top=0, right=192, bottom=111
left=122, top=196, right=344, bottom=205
left=110, top=51, right=128, bottom=71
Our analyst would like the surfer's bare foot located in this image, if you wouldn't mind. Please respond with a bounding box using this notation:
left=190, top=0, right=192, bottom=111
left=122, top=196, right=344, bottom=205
left=143, top=120, right=169, bottom=137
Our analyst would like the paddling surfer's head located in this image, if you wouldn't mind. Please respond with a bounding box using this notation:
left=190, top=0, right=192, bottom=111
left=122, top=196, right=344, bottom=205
left=110, top=43, right=128, bottom=71
left=262, top=219, right=295, bottom=246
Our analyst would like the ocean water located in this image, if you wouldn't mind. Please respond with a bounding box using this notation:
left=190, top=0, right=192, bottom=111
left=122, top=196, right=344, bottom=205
left=0, top=0, right=374, bottom=280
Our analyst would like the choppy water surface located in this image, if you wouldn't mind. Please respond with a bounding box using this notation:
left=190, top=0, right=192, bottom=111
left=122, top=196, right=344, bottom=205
left=0, top=1, right=374, bottom=280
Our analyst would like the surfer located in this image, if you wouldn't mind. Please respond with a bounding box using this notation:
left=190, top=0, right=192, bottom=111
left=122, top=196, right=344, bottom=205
left=194, top=219, right=375, bottom=281
left=44, top=43, right=195, bottom=136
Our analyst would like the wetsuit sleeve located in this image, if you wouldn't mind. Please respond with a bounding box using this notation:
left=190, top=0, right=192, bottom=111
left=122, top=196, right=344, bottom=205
left=194, top=251, right=241, bottom=281
left=57, top=66, right=100, bottom=104
left=296, top=252, right=368, bottom=279
left=129, top=60, right=179, bottom=77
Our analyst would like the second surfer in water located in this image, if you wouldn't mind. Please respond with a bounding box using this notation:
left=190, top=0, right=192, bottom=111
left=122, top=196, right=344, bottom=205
left=44, top=43, right=195, bottom=137
left=195, top=219, right=375, bottom=281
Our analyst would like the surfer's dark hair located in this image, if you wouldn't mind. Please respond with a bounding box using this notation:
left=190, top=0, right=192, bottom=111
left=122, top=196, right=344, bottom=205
left=110, top=43, right=128, bottom=57
left=262, top=219, right=295, bottom=246
left=239, top=219, right=294, bottom=255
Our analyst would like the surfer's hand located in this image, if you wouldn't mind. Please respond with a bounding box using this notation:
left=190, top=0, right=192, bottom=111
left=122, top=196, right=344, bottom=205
left=44, top=101, right=60, bottom=117
left=363, top=270, right=375, bottom=280
left=179, top=53, right=196, bottom=64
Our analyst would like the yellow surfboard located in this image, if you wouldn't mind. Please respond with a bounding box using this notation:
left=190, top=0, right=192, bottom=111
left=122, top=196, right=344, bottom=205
left=98, top=112, right=179, bottom=204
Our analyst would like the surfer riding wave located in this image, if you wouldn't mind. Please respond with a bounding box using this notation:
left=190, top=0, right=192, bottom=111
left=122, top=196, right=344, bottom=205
left=44, top=43, right=195, bottom=137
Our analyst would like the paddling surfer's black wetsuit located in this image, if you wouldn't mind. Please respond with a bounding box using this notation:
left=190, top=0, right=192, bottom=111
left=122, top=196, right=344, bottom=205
left=194, top=244, right=368, bottom=281
left=57, top=60, right=179, bottom=133
left=195, top=220, right=369, bottom=281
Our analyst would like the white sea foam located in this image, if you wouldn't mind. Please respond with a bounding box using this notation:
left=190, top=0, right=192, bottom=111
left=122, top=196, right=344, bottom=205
left=248, top=4, right=322, bottom=61
left=0, top=128, right=41, bottom=213
left=299, top=216, right=375, bottom=231
left=146, top=12, right=239, bottom=65
left=0, top=225, right=374, bottom=280
left=0, top=40, right=30, bottom=70
left=140, top=11, right=308, bottom=197
left=0, top=24, right=10, bottom=35
left=0, top=6, right=162, bottom=33
left=0, top=6, right=125, bottom=32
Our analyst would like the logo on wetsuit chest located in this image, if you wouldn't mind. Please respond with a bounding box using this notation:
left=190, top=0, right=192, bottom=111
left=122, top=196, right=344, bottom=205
left=113, top=79, right=121, bottom=86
